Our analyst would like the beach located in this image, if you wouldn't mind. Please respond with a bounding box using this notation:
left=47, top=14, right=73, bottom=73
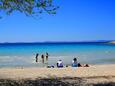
left=0, top=43, right=115, bottom=85
left=0, top=64, right=115, bottom=85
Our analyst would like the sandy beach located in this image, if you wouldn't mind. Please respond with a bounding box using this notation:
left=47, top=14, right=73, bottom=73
left=0, top=64, right=115, bottom=86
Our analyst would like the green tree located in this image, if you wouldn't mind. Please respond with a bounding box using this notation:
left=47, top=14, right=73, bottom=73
left=0, top=0, right=58, bottom=17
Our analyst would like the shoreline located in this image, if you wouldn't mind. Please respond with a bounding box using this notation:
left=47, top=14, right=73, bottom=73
left=0, top=63, right=114, bottom=69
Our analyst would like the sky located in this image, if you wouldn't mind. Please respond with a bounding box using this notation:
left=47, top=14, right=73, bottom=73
left=0, top=0, right=115, bottom=42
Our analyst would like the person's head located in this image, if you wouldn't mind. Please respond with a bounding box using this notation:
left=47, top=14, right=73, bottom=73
left=59, top=60, right=62, bottom=61
left=73, top=58, right=77, bottom=61
left=46, top=52, right=49, bottom=55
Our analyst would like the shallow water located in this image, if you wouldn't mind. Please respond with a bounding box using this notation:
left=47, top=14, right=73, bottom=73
left=0, top=43, right=115, bottom=67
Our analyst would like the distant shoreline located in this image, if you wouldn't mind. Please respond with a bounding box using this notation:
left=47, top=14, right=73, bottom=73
left=0, top=41, right=114, bottom=44
left=108, top=41, right=115, bottom=44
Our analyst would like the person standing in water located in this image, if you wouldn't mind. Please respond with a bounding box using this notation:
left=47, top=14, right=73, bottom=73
left=46, top=52, right=49, bottom=61
left=35, top=53, right=39, bottom=62
left=41, top=54, right=44, bottom=63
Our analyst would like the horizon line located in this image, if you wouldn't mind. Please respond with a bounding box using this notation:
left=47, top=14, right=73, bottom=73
left=0, top=40, right=114, bottom=44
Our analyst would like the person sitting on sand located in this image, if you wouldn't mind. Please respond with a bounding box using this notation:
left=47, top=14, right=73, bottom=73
left=72, top=58, right=78, bottom=67
left=47, top=65, right=54, bottom=68
left=57, top=60, right=63, bottom=68
left=77, top=63, right=89, bottom=67
left=84, top=64, right=89, bottom=67
left=78, top=63, right=82, bottom=67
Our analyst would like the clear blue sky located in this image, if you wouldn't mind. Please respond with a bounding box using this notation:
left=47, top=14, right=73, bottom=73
left=0, top=0, right=115, bottom=42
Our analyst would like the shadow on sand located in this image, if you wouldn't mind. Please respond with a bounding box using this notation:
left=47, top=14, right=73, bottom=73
left=0, top=77, right=115, bottom=86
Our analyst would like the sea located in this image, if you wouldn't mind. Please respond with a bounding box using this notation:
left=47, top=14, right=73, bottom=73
left=0, top=42, right=115, bottom=68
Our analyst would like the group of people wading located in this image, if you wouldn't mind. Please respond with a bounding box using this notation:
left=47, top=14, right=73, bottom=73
left=35, top=52, right=49, bottom=63
left=35, top=53, right=89, bottom=68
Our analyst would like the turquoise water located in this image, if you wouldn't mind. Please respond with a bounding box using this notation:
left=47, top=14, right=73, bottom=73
left=0, top=43, right=115, bottom=67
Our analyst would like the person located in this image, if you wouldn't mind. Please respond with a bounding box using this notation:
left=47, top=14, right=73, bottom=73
left=66, top=65, right=69, bottom=67
left=84, top=64, right=89, bottom=67
left=41, top=54, right=44, bottom=63
left=72, top=58, right=78, bottom=67
left=78, top=63, right=83, bottom=67
left=35, top=53, right=39, bottom=62
left=46, top=52, right=49, bottom=61
left=47, top=65, right=54, bottom=68
left=57, top=60, right=63, bottom=68
left=78, top=63, right=89, bottom=67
